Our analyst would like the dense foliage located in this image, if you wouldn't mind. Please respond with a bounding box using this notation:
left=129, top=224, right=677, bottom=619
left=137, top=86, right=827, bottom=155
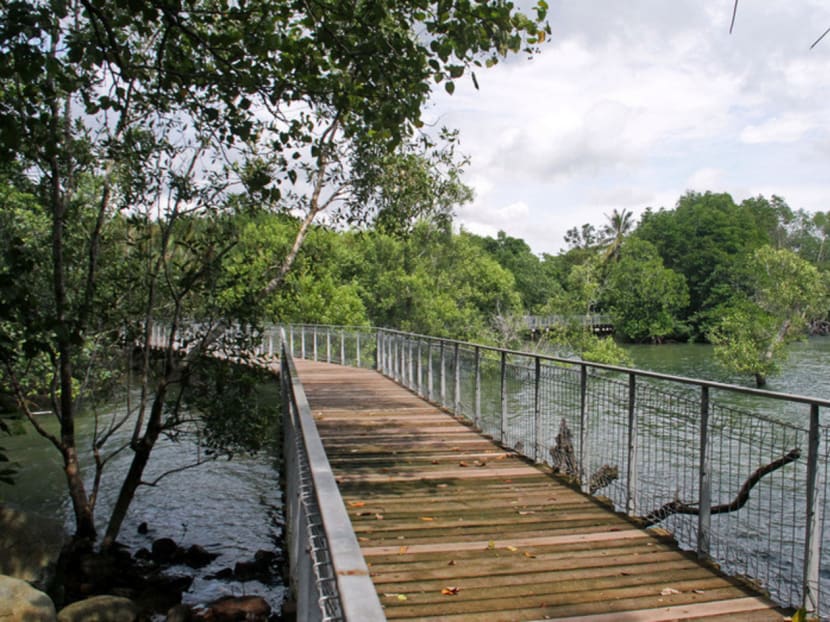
left=0, top=0, right=549, bottom=548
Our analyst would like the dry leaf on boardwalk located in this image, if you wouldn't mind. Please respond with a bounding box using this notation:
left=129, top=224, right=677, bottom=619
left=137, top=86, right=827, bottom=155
left=349, top=501, right=366, bottom=508
left=441, top=586, right=461, bottom=595
left=660, top=587, right=681, bottom=596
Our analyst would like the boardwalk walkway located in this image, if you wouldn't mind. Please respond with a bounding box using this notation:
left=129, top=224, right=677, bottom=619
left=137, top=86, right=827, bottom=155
left=294, top=359, right=788, bottom=621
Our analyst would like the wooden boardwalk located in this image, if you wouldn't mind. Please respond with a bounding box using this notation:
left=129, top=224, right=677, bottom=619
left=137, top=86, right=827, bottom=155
left=294, top=359, right=789, bottom=622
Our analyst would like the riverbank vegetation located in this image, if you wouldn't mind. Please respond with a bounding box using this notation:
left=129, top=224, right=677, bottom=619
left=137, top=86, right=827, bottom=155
left=0, top=0, right=551, bottom=600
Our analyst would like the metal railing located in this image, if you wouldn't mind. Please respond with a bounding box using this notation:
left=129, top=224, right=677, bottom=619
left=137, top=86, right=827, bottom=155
left=147, top=322, right=384, bottom=621
left=278, top=327, right=384, bottom=621
left=283, top=323, right=830, bottom=618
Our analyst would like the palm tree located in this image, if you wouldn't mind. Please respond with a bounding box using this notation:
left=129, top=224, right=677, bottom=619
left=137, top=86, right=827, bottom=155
left=600, top=208, right=634, bottom=262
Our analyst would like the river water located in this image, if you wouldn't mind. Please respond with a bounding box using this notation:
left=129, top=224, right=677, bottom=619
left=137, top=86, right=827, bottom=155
left=0, top=396, right=285, bottom=612
left=625, top=336, right=830, bottom=401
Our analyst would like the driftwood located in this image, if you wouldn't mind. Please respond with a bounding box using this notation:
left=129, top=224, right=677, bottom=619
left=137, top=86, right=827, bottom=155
left=549, top=418, right=618, bottom=494
left=643, top=448, right=801, bottom=526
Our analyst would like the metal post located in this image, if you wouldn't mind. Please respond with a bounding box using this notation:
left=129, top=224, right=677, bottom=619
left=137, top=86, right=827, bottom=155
left=579, top=365, right=590, bottom=493
left=474, top=346, right=481, bottom=430
left=534, top=356, right=542, bottom=463
left=290, top=325, right=295, bottom=357
left=453, top=343, right=461, bottom=417
left=417, top=339, right=423, bottom=396
left=427, top=341, right=434, bottom=401
left=625, top=373, right=638, bottom=517
left=312, top=327, right=318, bottom=361
left=407, top=338, right=414, bottom=388
left=301, top=327, right=306, bottom=359
left=325, top=327, right=331, bottom=363
left=440, top=342, right=447, bottom=407
left=357, top=332, right=362, bottom=368
left=698, top=385, right=711, bottom=558
left=340, top=330, right=345, bottom=365
left=802, top=403, right=823, bottom=615
left=500, top=351, right=508, bottom=445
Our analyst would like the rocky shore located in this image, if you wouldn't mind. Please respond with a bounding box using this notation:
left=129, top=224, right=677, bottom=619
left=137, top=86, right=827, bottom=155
left=1, top=506, right=285, bottom=621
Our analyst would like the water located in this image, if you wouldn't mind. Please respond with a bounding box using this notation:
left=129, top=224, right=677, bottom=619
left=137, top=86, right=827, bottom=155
left=625, top=337, right=830, bottom=401
left=0, top=398, right=285, bottom=612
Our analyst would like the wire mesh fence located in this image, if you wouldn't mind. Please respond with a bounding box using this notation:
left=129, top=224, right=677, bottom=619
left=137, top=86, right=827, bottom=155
left=277, top=324, right=830, bottom=617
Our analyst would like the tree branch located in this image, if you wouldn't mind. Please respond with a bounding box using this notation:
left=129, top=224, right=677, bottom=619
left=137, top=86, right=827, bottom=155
left=643, top=448, right=801, bottom=525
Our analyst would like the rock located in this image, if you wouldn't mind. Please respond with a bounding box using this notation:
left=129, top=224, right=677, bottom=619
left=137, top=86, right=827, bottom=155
left=0, top=505, right=68, bottom=590
left=0, top=575, right=56, bottom=622
left=181, top=545, right=218, bottom=569
left=199, top=596, right=270, bottom=622
left=166, top=604, right=193, bottom=622
left=205, top=567, right=233, bottom=580
left=133, top=548, right=152, bottom=561
left=137, top=522, right=148, bottom=535
left=57, top=595, right=138, bottom=622
left=133, top=574, right=191, bottom=613
left=151, top=538, right=178, bottom=563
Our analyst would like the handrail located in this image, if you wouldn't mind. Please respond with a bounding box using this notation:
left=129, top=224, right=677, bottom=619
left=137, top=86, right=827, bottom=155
left=279, top=327, right=385, bottom=621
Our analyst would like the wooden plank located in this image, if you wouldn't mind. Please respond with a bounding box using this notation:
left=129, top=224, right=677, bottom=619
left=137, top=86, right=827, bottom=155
left=293, top=359, right=789, bottom=621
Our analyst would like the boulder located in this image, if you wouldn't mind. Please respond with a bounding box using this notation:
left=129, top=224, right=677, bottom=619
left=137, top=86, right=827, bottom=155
left=0, top=574, right=57, bottom=622
left=0, top=505, right=67, bottom=590
left=181, top=544, right=218, bottom=569
left=150, top=538, right=178, bottom=563
left=198, top=596, right=270, bottom=622
left=57, top=595, right=138, bottom=622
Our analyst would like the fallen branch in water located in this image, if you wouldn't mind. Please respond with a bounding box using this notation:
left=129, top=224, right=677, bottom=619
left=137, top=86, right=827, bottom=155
left=643, top=448, right=801, bottom=526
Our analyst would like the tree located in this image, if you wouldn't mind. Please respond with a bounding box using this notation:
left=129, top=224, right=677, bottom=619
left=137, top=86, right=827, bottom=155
left=602, top=239, right=689, bottom=342
left=636, top=191, right=770, bottom=335
left=472, top=230, right=561, bottom=312
left=709, top=246, right=827, bottom=387
left=600, top=208, right=634, bottom=262
left=0, top=0, right=550, bottom=554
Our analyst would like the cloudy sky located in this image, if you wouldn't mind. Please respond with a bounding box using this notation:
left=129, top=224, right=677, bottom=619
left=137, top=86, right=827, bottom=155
left=424, top=1, right=830, bottom=255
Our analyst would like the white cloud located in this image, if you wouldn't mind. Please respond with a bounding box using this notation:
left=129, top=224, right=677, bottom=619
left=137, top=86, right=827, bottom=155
left=740, top=114, right=813, bottom=144
left=687, top=168, right=725, bottom=190
left=427, top=0, right=830, bottom=254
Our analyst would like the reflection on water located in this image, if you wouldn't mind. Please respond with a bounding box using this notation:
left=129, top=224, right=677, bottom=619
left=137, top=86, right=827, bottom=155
left=0, top=402, right=284, bottom=611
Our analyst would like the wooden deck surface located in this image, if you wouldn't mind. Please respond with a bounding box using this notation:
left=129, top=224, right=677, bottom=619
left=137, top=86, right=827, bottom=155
left=294, top=359, right=789, bottom=622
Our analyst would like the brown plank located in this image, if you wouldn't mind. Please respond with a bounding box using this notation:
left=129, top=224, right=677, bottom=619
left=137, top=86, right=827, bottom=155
left=294, top=359, right=789, bottom=621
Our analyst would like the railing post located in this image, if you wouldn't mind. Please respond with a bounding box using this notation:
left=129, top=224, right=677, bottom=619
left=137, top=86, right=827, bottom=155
left=453, top=343, right=461, bottom=416
left=500, top=351, right=508, bottom=445
left=340, top=330, right=345, bottom=365
left=534, top=356, right=542, bottom=463
left=357, top=331, right=362, bottom=367
left=440, top=342, right=447, bottom=407
left=625, top=373, right=638, bottom=517
left=803, top=403, right=823, bottom=615
left=398, top=335, right=405, bottom=383
left=579, top=365, right=590, bottom=493
left=313, top=327, right=318, bottom=361
left=698, top=385, right=711, bottom=559
left=427, top=340, right=434, bottom=401
left=407, top=337, right=413, bottom=387
left=300, top=327, right=306, bottom=359
left=325, top=327, right=331, bottom=363
left=416, top=338, right=423, bottom=396
left=474, top=346, right=481, bottom=430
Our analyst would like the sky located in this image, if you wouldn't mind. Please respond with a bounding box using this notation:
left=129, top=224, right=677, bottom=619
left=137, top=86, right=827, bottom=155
left=423, top=0, right=830, bottom=255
